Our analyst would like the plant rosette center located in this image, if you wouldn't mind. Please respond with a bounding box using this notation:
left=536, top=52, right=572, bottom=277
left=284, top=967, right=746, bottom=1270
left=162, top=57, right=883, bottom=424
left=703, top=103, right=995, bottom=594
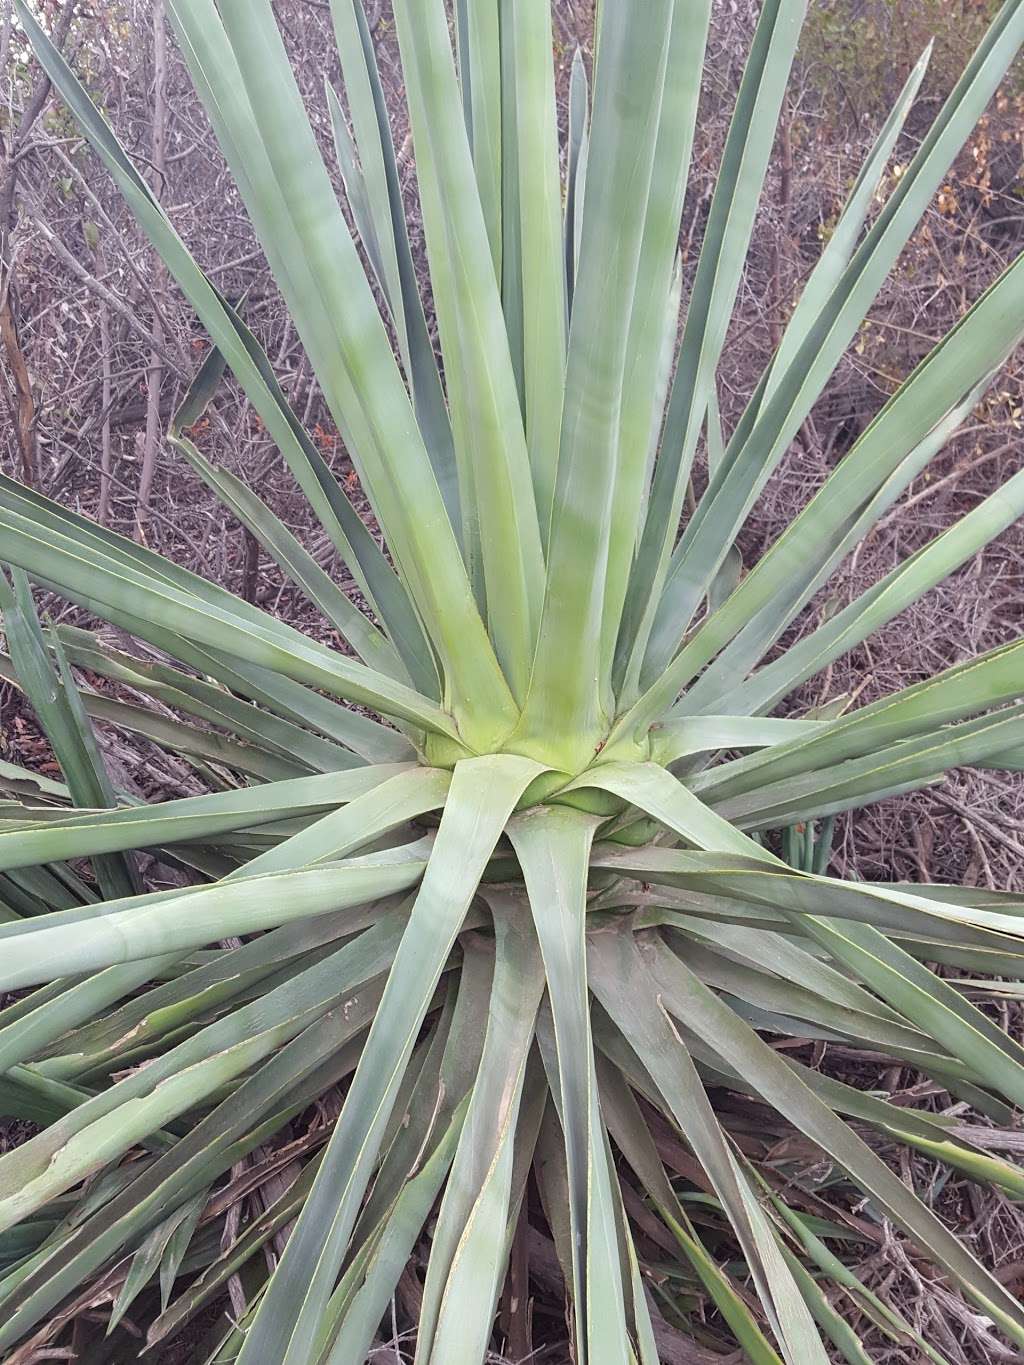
left=421, top=721, right=653, bottom=814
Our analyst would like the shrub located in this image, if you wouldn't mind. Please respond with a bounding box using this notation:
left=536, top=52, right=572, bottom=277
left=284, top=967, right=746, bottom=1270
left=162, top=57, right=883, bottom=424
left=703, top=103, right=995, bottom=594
left=2, top=1, right=1024, bottom=1360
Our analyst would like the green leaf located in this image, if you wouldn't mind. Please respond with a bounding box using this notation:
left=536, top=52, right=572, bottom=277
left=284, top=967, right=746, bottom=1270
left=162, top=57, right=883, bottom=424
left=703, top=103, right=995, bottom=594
left=16, top=0, right=513, bottom=740
left=0, top=488, right=455, bottom=739
left=651, top=716, right=824, bottom=767
left=327, top=1, right=460, bottom=534
left=0, top=571, right=137, bottom=900
left=107, top=1191, right=206, bottom=1333
left=602, top=0, right=711, bottom=675
left=51, top=624, right=397, bottom=768
left=712, top=704, right=1024, bottom=829
left=453, top=0, right=503, bottom=276
left=643, top=933, right=1024, bottom=1348
left=169, top=358, right=407, bottom=684
left=0, top=765, right=407, bottom=873
left=235, top=754, right=542, bottom=1364
left=0, top=910, right=405, bottom=1234
left=722, top=458, right=1024, bottom=721
left=564, top=46, right=589, bottom=312
left=418, top=895, right=545, bottom=1362
left=588, top=926, right=830, bottom=1364
left=393, top=0, right=545, bottom=701
left=325, top=1103, right=466, bottom=1364
left=616, top=0, right=805, bottom=700
left=769, top=1197, right=955, bottom=1365
left=504, top=0, right=566, bottom=541
left=760, top=43, right=932, bottom=409
left=0, top=999, right=379, bottom=1350
left=509, top=806, right=631, bottom=1364
left=515, top=0, right=676, bottom=766
left=640, top=0, right=1024, bottom=689
left=0, top=842, right=428, bottom=989
left=597, top=1056, right=785, bottom=1365
left=695, top=637, right=1024, bottom=802
left=662, top=251, right=1024, bottom=720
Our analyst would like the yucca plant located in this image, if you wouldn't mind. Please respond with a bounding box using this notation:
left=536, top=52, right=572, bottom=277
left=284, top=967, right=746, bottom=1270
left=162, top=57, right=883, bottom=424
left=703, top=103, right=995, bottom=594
left=2, top=0, right=1024, bottom=1360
